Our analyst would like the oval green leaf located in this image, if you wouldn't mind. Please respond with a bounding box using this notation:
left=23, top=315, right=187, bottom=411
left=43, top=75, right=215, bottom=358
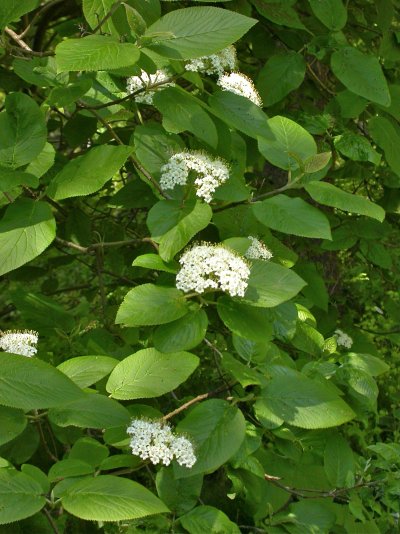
left=106, top=348, right=199, bottom=399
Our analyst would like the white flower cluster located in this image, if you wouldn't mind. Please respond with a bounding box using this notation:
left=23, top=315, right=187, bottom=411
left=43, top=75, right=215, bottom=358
left=160, top=152, right=230, bottom=203
left=245, top=236, right=273, bottom=261
left=0, top=330, right=38, bottom=357
left=334, top=329, right=353, bottom=349
left=126, top=69, right=174, bottom=105
left=176, top=243, right=250, bottom=297
left=185, top=46, right=236, bottom=77
left=217, top=72, right=263, bottom=107
left=127, top=419, right=196, bottom=468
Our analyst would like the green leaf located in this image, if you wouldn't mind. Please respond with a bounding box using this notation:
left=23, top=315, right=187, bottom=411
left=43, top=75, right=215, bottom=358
left=0, top=353, right=84, bottom=410
left=0, top=199, right=56, bottom=276
left=305, top=181, right=385, bottom=222
left=83, top=0, right=131, bottom=36
left=57, top=356, right=119, bottom=388
left=60, top=475, right=169, bottom=521
left=180, top=505, right=241, bottom=534
left=209, top=91, right=272, bottom=139
left=243, top=260, right=306, bottom=307
left=303, top=152, right=332, bottom=174
left=144, top=7, right=256, bottom=59
left=69, top=437, right=109, bottom=468
left=153, top=309, right=208, bottom=352
left=333, top=132, right=381, bottom=165
left=0, top=168, right=38, bottom=192
left=217, top=296, right=273, bottom=342
left=154, top=87, right=218, bottom=149
left=324, top=433, right=355, bottom=487
left=132, top=254, right=178, bottom=274
left=106, top=348, right=199, bottom=400
left=48, top=459, right=94, bottom=483
left=158, top=202, right=212, bottom=261
left=331, top=47, right=391, bottom=107
left=257, top=52, right=306, bottom=106
left=174, top=399, right=246, bottom=478
left=47, top=145, right=133, bottom=200
left=133, top=122, right=184, bottom=178
left=0, top=469, right=46, bottom=525
left=308, top=0, right=347, bottom=30
left=156, top=468, right=203, bottom=516
left=0, top=93, right=46, bottom=169
left=258, top=116, right=317, bottom=170
left=0, top=406, right=27, bottom=446
left=0, top=0, right=39, bottom=30
left=345, top=353, right=389, bottom=377
left=369, top=116, right=400, bottom=176
left=255, top=367, right=355, bottom=429
left=251, top=0, right=307, bottom=30
left=116, top=284, right=189, bottom=327
left=252, top=195, right=331, bottom=239
left=26, top=142, right=55, bottom=179
left=55, top=35, right=140, bottom=72
left=48, top=393, right=131, bottom=429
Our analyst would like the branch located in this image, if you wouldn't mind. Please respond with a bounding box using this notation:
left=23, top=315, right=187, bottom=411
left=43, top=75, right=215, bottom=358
left=264, top=473, right=381, bottom=500
left=5, top=27, right=54, bottom=56
left=84, top=106, right=167, bottom=197
left=92, top=0, right=124, bottom=34
left=163, top=382, right=236, bottom=421
left=54, top=237, right=139, bottom=254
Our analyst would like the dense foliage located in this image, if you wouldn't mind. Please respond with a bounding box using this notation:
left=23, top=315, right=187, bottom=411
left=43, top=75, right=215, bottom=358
left=0, top=0, right=399, bottom=532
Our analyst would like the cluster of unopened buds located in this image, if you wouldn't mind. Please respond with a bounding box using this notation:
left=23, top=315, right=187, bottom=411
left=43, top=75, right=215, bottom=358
left=176, top=243, right=250, bottom=298
left=127, top=419, right=197, bottom=468
left=185, top=46, right=237, bottom=77
left=159, top=151, right=230, bottom=203
left=0, top=330, right=38, bottom=357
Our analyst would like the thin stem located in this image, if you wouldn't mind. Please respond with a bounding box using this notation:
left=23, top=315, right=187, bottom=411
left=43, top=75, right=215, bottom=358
left=3, top=191, right=13, bottom=203
left=5, top=27, right=54, bottom=56
left=163, top=382, right=236, bottom=421
left=42, top=508, right=60, bottom=534
left=85, top=106, right=167, bottom=197
left=95, top=248, right=107, bottom=323
left=92, top=0, right=123, bottom=33
left=252, top=173, right=304, bottom=201
left=34, top=415, right=58, bottom=462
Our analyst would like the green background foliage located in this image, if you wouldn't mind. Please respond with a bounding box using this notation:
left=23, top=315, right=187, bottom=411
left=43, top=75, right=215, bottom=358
left=0, top=0, right=399, bottom=532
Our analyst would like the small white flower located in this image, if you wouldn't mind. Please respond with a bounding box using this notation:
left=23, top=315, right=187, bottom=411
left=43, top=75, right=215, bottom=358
left=127, top=419, right=196, bottom=468
left=217, top=72, right=262, bottom=107
left=160, top=152, right=230, bottom=203
left=334, top=329, right=353, bottom=349
left=170, top=435, right=197, bottom=468
left=126, top=69, right=174, bottom=105
left=0, top=330, right=38, bottom=357
left=176, top=243, right=250, bottom=298
left=245, top=236, right=273, bottom=261
left=185, top=46, right=236, bottom=77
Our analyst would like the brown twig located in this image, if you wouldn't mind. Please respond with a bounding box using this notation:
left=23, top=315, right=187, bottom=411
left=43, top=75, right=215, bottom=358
left=5, top=27, right=54, bottom=56
left=264, top=473, right=381, bottom=500
left=54, top=237, right=139, bottom=254
left=163, top=381, right=236, bottom=421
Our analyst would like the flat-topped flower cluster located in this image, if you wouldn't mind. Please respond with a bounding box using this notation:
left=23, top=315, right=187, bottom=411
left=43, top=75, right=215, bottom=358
left=176, top=243, right=250, bottom=297
left=185, top=46, right=236, bottom=76
left=127, top=418, right=196, bottom=468
left=0, top=330, right=38, bottom=357
left=126, top=47, right=262, bottom=107
left=334, top=329, right=353, bottom=349
left=160, top=151, right=230, bottom=203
